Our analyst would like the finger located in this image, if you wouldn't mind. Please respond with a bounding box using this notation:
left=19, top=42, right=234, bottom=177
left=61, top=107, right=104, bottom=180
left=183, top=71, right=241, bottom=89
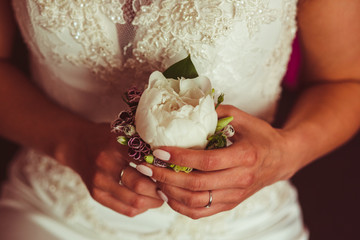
left=120, top=166, right=162, bottom=199
left=216, top=104, right=239, bottom=119
left=153, top=141, right=257, bottom=171
left=216, top=104, right=273, bottom=134
left=92, top=188, right=148, bottom=217
left=95, top=151, right=126, bottom=178
left=216, top=104, right=252, bottom=125
left=111, top=186, right=164, bottom=210
left=165, top=187, right=257, bottom=219
left=167, top=198, right=238, bottom=220
left=96, top=153, right=161, bottom=199
left=165, top=186, right=255, bottom=219
left=159, top=184, right=210, bottom=208
left=92, top=169, right=164, bottom=208
left=158, top=183, right=247, bottom=208
left=137, top=164, right=255, bottom=191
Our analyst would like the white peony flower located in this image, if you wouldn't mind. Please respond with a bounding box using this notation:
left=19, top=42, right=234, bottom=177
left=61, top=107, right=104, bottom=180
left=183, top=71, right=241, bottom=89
left=135, top=71, right=218, bottom=150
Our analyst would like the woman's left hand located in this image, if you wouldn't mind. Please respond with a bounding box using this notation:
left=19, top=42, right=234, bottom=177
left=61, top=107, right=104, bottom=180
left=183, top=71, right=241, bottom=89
left=135, top=105, right=298, bottom=219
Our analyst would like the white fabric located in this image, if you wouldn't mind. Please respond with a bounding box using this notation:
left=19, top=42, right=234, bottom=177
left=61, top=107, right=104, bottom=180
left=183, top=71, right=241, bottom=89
left=0, top=0, right=308, bottom=239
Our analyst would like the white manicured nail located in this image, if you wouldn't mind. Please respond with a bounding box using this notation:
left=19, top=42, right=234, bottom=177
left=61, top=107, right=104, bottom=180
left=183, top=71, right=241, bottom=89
left=151, top=178, right=157, bottom=183
left=129, top=162, right=137, bottom=168
left=157, top=190, right=168, bottom=202
left=136, top=165, right=153, bottom=177
left=153, top=149, right=171, bottom=161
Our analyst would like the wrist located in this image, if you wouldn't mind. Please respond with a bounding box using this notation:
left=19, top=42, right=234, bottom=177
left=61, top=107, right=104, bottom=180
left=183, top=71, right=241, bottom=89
left=48, top=116, right=97, bottom=165
left=279, top=126, right=317, bottom=177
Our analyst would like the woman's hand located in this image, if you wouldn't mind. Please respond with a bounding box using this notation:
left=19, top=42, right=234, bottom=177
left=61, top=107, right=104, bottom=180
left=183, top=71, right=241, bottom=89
left=0, top=2, right=164, bottom=216
left=56, top=122, right=164, bottom=217
left=134, top=105, right=296, bottom=219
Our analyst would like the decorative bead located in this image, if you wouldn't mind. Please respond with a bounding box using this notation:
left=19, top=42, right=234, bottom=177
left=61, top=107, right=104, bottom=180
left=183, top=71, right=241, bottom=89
left=34, top=0, right=281, bottom=82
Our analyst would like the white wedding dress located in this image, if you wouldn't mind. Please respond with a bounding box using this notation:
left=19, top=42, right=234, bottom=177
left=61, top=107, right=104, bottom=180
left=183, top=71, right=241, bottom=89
left=0, top=0, right=308, bottom=239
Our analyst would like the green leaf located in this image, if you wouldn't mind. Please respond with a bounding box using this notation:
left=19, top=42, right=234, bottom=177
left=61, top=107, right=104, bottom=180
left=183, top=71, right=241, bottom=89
left=163, top=55, right=199, bottom=79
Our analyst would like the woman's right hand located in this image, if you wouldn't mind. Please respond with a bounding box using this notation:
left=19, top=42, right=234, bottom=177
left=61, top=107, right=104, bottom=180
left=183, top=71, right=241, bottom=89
left=55, top=122, right=164, bottom=217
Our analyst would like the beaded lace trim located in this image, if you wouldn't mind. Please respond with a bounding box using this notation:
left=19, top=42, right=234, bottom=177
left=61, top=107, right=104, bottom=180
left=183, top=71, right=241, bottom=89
left=126, top=0, right=281, bottom=72
left=126, top=0, right=234, bottom=72
left=32, top=0, right=282, bottom=81
left=228, top=0, right=278, bottom=37
left=33, top=0, right=152, bottom=81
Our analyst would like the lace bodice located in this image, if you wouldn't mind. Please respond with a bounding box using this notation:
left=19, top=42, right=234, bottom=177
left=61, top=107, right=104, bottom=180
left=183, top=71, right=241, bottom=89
left=13, top=0, right=297, bottom=123
left=7, top=1, right=302, bottom=239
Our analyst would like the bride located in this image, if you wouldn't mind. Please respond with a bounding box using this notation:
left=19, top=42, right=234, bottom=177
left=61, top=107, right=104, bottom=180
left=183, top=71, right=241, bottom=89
left=0, top=0, right=359, bottom=239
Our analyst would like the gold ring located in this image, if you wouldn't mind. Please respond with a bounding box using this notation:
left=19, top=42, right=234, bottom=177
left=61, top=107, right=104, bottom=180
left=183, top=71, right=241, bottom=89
left=119, top=168, right=125, bottom=185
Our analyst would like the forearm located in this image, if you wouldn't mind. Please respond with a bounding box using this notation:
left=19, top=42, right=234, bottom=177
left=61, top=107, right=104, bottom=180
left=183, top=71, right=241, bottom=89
left=0, top=60, right=93, bottom=160
left=282, top=81, right=360, bottom=173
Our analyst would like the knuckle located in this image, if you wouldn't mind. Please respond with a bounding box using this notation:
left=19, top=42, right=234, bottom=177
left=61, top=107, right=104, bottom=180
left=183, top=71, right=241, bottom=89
left=188, top=176, right=206, bottom=191
left=130, top=196, right=146, bottom=209
left=89, top=189, right=97, bottom=200
left=123, top=208, right=139, bottom=217
left=243, top=148, right=257, bottom=166
left=224, top=203, right=238, bottom=212
left=156, top=172, right=171, bottom=185
left=200, top=153, right=216, bottom=170
left=90, top=188, right=103, bottom=201
left=132, top=180, right=147, bottom=193
left=228, top=105, right=240, bottom=118
left=176, top=152, right=189, bottom=166
left=96, top=152, right=107, bottom=164
left=92, top=172, right=103, bottom=186
left=241, top=173, right=255, bottom=188
left=188, top=211, right=201, bottom=220
left=183, top=193, right=201, bottom=207
left=238, top=189, right=246, bottom=199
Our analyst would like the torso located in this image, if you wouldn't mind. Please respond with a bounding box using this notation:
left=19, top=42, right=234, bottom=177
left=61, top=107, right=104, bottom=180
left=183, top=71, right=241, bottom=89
left=13, top=0, right=297, bottom=122
left=4, top=1, right=306, bottom=239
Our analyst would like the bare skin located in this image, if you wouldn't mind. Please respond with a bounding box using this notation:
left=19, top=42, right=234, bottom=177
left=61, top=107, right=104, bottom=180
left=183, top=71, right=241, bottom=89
left=1, top=0, right=359, bottom=220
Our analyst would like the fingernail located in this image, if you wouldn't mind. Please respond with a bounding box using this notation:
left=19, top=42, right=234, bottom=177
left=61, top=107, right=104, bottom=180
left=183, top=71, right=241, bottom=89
left=129, top=162, right=137, bottom=168
left=151, top=178, right=157, bottom=183
left=153, top=149, right=171, bottom=161
left=136, top=165, right=153, bottom=177
left=157, top=190, right=168, bottom=202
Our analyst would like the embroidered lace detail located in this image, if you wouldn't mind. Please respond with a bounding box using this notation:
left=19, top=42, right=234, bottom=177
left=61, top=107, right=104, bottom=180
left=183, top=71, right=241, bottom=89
left=127, top=0, right=235, bottom=72
left=126, top=0, right=280, bottom=73
left=122, top=0, right=153, bottom=23
left=266, top=0, right=297, bottom=78
left=228, top=0, right=278, bottom=37
left=18, top=150, right=118, bottom=236
left=33, top=0, right=152, bottom=81
left=32, top=0, right=282, bottom=81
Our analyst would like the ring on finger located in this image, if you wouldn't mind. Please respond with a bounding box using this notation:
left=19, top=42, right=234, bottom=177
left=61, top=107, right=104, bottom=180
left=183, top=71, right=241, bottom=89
left=204, top=190, right=213, bottom=208
left=119, top=168, right=125, bottom=185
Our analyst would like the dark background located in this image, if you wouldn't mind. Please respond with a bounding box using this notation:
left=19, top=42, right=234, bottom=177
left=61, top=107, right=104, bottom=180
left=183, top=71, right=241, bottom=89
left=275, top=89, right=360, bottom=240
left=0, top=32, right=359, bottom=240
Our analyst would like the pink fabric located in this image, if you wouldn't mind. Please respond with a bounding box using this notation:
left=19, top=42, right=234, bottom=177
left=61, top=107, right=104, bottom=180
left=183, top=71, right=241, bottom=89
left=283, top=36, right=301, bottom=89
